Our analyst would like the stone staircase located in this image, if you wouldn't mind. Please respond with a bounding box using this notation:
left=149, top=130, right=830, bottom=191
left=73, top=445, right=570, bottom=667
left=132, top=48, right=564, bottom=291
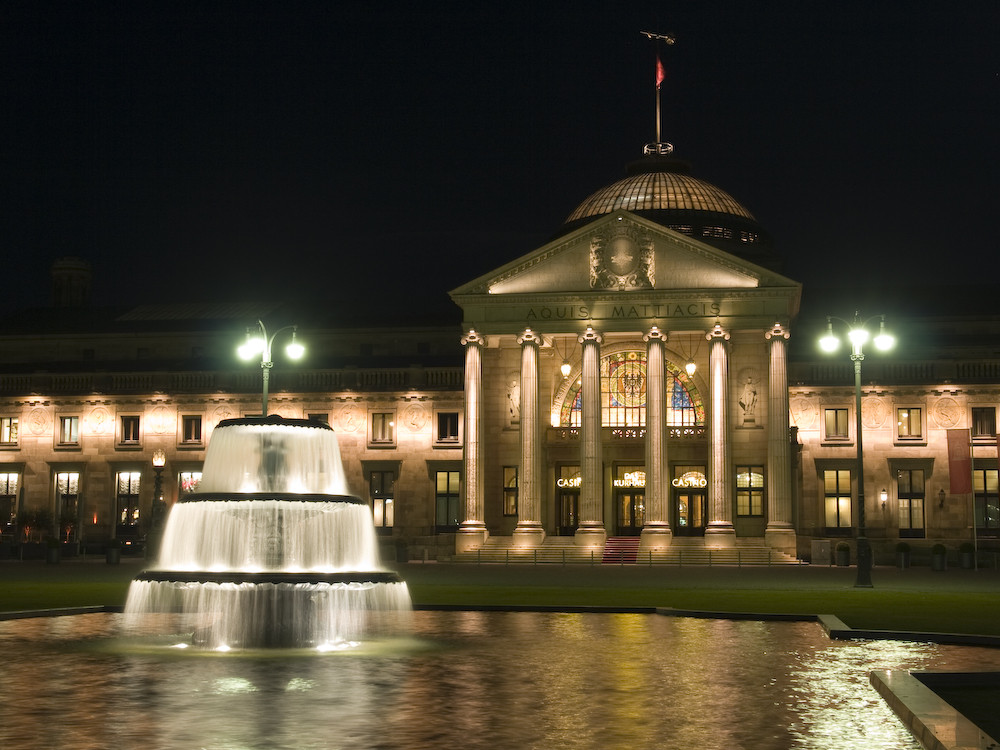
left=452, top=535, right=803, bottom=566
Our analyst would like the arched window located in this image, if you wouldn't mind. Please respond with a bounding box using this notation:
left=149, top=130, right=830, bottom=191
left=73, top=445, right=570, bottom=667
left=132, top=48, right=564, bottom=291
left=558, top=350, right=704, bottom=428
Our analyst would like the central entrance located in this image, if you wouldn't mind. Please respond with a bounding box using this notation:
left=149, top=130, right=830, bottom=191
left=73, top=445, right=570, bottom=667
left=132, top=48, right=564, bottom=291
left=614, top=465, right=645, bottom=536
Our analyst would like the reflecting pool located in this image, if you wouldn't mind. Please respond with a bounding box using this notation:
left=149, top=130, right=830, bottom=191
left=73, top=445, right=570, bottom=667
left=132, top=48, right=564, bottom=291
left=1, top=611, right=998, bottom=750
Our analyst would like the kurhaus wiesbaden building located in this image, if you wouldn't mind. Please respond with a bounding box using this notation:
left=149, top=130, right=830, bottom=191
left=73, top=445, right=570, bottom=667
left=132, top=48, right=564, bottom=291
left=1, top=149, right=997, bottom=565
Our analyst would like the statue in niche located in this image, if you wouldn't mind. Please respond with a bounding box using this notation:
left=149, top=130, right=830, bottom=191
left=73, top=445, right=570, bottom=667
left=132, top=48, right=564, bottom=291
left=507, top=377, right=520, bottom=424
left=739, top=376, right=758, bottom=426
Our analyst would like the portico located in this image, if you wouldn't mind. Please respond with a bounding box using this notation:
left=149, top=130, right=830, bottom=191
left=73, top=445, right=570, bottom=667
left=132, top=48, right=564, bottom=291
left=451, top=209, right=801, bottom=556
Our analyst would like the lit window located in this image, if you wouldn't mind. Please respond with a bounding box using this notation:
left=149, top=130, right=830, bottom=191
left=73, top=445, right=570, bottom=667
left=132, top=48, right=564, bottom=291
left=0, top=472, right=19, bottom=529
left=503, top=466, right=518, bottom=516
left=824, top=408, right=849, bottom=441
left=973, top=468, right=999, bottom=533
left=179, top=471, right=202, bottom=494
left=59, top=416, right=80, bottom=445
left=0, top=417, right=18, bottom=446
left=896, top=407, right=922, bottom=440
left=371, top=412, right=394, bottom=445
left=897, top=469, right=925, bottom=538
left=824, top=469, right=852, bottom=531
left=434, top=470, right=461, bottom=532
left=120, top=415, right=140, bottom=444
left=736, top=466, right=765, bottom=517
left=369, top=470, right=395, bottom=531
left=116, top=471, right=141, bottom=527
left=181, top=416, right=202, bottom=444
left=55, top=471, right=80, bottom=534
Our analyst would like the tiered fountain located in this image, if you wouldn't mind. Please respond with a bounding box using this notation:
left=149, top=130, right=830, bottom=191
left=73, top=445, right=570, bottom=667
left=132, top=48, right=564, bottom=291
left=123, top=415, right=411, bottom=649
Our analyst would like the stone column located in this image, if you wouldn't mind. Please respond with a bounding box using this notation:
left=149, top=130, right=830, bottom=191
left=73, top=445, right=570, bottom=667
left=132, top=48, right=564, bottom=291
left=640, top=326, right=672, bottom=550
left=705, top=324, right=736, bottom=547
left=764, top=323, right=796, bottom=553
left=575, top=327, right=607, bottom=547
left=513, top=328, right=545, bottom=547
left=457, top=329, right=489, bottom=553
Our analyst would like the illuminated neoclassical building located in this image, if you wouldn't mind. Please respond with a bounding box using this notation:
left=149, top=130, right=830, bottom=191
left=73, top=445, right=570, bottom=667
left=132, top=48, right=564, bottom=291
left=0, top=150, right=997, bottom=565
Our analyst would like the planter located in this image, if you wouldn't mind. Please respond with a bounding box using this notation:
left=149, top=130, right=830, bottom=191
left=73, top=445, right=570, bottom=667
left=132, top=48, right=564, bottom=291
left=45, top=545, right=61, bottom=565
left=106, top=547, right=121, bottom=565
left=960, top=552, right=975, bottom=569
left=897, top=550, right=910, bottom=569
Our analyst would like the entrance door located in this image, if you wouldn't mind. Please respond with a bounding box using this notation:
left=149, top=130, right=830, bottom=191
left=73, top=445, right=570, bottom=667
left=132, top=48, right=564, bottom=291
left=675, top=492, right=706, bottom=536
left=558, top=491, right=579, bottom=536
left=616, top=491, right=645, bottom=536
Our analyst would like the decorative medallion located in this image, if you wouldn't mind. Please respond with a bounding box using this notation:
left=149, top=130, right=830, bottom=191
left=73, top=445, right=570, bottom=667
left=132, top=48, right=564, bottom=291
left=88, top=406, right=112, bottom=435
left=213, top=405, right=235, bottom=424
left=403, top=403, right=426, bottom=432
left=149, top=406, right=171, bottom=434
left=790, top=397, right=817, bottom=429
left=28, top=408, right=49, bottom=436
left=336, top=404, right=362, bottom=433
left=932, top=396, right=960, bottom=429
left=589, top=223, right=654, bottom=290
left=861, top=397, right=888, bottom=428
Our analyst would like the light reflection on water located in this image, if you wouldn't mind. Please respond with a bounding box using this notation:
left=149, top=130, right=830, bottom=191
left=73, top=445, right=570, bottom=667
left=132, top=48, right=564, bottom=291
left=1, top=611, right=999, bottom=750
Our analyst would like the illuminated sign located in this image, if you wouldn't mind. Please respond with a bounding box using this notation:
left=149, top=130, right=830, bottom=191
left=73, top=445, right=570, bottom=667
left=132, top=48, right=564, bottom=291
left=671, top=475, right=707, bottom=488
left=613, top=471, right=645, bottom=488
left=556, top=477, right=582, bottom=488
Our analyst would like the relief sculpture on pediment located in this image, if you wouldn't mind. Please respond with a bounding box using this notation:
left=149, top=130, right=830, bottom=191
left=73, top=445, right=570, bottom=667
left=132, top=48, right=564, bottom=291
left=590, top=223, right=654, bottom=290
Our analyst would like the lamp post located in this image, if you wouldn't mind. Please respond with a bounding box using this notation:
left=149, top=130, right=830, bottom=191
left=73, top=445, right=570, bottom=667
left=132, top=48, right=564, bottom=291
left=238, top=320, right=305, bottom=416
left=820, top=312, right=895, bottom=588
left=149, top=448, right=166, bottom=558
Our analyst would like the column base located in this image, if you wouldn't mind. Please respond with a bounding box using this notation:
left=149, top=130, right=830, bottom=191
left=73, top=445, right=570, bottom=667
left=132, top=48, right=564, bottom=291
left=765, top=527, right=797, bottom=555
left=456, top=524, right=489, bottom=554
left=639, top=526, right=673, bottom=551
left=512, top=525, right=546, bottom=548
left=574, top=525, right=607, bottom=548
left=704, top=524, right=736, bottom=548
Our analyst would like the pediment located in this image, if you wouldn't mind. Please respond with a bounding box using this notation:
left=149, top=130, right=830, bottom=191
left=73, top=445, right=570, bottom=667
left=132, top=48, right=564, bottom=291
left=451, top=211, right=798, bottom=298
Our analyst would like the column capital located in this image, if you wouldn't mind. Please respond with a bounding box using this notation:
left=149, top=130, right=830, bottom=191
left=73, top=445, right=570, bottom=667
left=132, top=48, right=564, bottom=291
left=461, top=329, right=487, bottom=347
left=706, top=324, right=730, bottom=342
left=516, top=328, right=542, bottom=346
left=578, top=326, right=603, bottom=345
left=765, top=322, right=790, bottom=341
left=643, top=325, right=667, bottom=343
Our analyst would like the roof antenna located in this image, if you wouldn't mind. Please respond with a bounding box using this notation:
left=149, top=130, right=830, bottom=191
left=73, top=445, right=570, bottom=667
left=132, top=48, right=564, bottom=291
left=640, top=31, right=676, bottom=156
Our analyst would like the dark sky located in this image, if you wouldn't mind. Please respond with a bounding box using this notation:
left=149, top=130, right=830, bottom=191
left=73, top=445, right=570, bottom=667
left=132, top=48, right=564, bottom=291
left=2, top=1, right=997, bottom=314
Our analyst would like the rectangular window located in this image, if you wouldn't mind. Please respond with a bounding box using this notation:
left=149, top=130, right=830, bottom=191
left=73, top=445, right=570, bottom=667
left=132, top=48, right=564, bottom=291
left=179, top=471, right=203, bottom=494
left=120, top=415, right=140, bottom=444
left=307, top=412, right=329, bottom=425
left=59, top=416, right=80, bottom=445
left=55, top=471, right=80, bottom=534
left=434, top=470, right=461, bottom=531
left=369, top=470, right=395, bottom=530
left=896, top=407, right=922, bottom=440
left=181, top=416, right=202, bottom=444
left=824, top=469, right=852, bottom=531
left=503, top=466, right=518, bottom=516
left=0, top=417, right=18, bottom=446
left=0, top=472, right=19, bottom=529
left=973, top=468, right=999, bottom=534
left=435, top=411, right=460, bottom=444
left=896, top=469, right=925, bottom=538
left=824, top=408, right=849, bottom=440
left=116, top=471, right=142, bottom=528
left=736, top=466, right=765, bottom=517
left=972, top=407, right=997, bottom=439
left=371, top=412, right=395, bottom=445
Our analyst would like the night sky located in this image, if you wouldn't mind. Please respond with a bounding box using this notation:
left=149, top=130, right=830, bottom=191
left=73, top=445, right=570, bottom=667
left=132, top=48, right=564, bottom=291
left=2, top=1, right=997, bottom=315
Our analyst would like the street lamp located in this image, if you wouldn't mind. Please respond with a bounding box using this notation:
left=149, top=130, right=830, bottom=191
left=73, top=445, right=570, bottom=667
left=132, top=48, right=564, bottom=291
left=238, top=320, right=305, bottom=416
left=819, top=312, right=895, bottom=588
left=149, top=448, right=166, bottom=558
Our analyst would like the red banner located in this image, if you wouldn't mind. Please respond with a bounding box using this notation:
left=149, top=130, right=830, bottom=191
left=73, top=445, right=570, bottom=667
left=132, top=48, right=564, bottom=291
left=947, top=428, right=972, bottom=494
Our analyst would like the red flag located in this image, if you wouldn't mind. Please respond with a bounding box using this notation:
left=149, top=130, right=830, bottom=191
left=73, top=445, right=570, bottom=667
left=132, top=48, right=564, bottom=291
left=947, top=428, right=972, bottom=494
left=655, top=55, right=665, bottom=89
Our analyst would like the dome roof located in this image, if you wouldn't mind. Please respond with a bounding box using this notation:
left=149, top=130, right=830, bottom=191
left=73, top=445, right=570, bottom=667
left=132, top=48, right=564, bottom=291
left=561, top=153, right=782, bottom=270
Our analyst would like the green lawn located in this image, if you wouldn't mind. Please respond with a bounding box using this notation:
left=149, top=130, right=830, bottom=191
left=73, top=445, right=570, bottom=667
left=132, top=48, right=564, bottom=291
left=3, top=560, right=1000, bottom=638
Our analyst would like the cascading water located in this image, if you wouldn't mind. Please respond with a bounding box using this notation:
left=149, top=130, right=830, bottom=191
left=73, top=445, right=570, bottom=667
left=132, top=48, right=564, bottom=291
left=123, top=416, right=411, bottom=649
